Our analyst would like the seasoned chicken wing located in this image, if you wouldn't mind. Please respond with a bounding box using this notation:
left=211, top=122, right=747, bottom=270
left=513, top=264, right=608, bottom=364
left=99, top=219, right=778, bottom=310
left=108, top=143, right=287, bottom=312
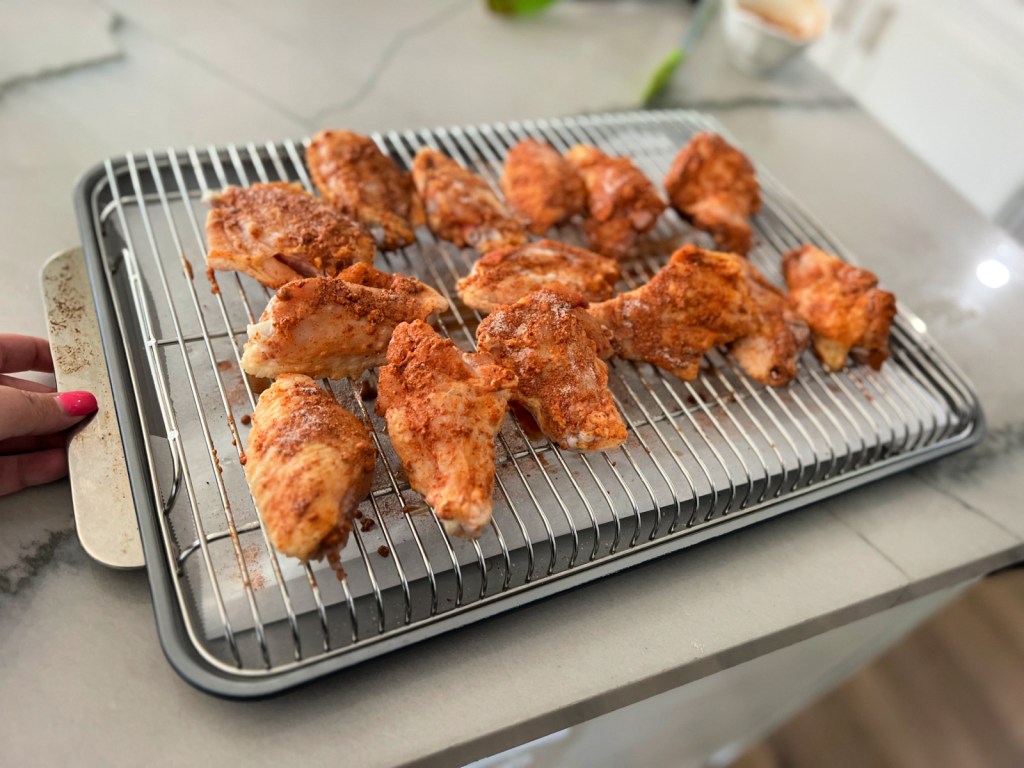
left=307, top=130, right=424, bottom=251
left=663, top=132, right=761, bottom=256
left=246, top=374, right=375, bottom=561
left=500, top=139, right=586, bottom=235
left=729, top=259, right=810, bottom=386
left=205, top=182, right=375, bottom=288
left=241, top=263, right=448, bottom=380
left=477, top=288, right=625, bottom=452
left=589, top=245, right=757, bottom=381
left=411, top=148, right=527, bottom=253
left=565, top=144, right=666, bottom=260
left=376, top=320, right=517, bottom=538
left=456, top=239, right=621, bottom=313
left=783, top=245, right=896, bottom=371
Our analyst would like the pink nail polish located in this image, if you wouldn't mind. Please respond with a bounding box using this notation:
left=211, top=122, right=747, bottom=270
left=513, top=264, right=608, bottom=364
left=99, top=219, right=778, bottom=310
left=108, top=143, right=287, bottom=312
left=58, top=391, right=98, bottom=416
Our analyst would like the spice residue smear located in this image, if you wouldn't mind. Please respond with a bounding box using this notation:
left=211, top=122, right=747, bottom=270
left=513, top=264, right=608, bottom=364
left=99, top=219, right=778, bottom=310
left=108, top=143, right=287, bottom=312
left=326, top=548, right=346, bottom=581
left=206, top=266, right=221, bottom=294
left=241, top=543, right=266, bottom=590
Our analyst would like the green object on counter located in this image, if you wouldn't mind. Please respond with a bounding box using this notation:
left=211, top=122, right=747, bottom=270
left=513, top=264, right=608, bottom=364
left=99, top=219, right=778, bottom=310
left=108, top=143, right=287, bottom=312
left=488, top=0, right=560, bottom=15
left=642, top=0, right=718, bottom=106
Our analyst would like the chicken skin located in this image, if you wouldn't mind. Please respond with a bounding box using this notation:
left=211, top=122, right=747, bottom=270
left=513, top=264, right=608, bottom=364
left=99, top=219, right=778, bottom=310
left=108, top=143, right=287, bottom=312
left=241, top=263, right=448, bottom=380
left=205, top=182, right=375, bottom=288
left=589, top=245, right=757, bottom=381
left=307, top=130, right=424, bottom=251
left=729, top=259, right=810, bottom=386
left=565, top=144, right=666, bottom=260
left=663, top=132, right=761, bottom=256
left=411, top=148, right=527, bottom=253
left=376, top=320, right=517, bottom=538
left=456, top=239, right=621, bottom=313
left=477, top=288, right=626, bottom=452
left=500, top=139, right=587, bottom=235
left=783, top=245, right=897, bottom=371
left=246, top=374, right=376, bottom=561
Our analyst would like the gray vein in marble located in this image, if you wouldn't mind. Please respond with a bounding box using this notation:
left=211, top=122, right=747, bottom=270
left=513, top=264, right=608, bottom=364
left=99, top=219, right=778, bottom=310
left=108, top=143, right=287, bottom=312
left=92, top=6, right=309, bottom=127
left=671, top=95, right=856, bottom=112
left=0, top=8, right=122, bottom=101
left=912, top=470, right=1024, bottom=546
left=0, top=528, right=74, bottom=596
left=309, top=0, right=474, bottom=124
left=914, top=422, right=1024, bottom=486
left=827, top=509, right=912, bottom=581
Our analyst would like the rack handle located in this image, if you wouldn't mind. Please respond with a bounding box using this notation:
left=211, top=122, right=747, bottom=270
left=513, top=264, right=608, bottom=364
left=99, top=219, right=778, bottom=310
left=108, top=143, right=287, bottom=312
left=41, top=248, right=144, bottom=569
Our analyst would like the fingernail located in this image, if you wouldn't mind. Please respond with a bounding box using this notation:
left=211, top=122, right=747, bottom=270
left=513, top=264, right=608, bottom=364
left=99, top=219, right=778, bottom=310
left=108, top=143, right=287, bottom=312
left=58, top=391, right=98, bottom=417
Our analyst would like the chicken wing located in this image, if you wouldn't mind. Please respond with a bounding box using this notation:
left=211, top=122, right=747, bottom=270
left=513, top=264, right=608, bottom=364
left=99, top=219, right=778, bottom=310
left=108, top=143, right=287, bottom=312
left=663, top=132, right=761, bottom=256
left=245, top=374, right=375, bottom=561
left=376, top=320, right=517, bottom=538
left=729, top=259, right=810, bottom=386
left=205, top=182, right=375, bottom=288
left=477, top=288, right=625, bottom=452
left=589, top=245, right=757, bottom=380
left=241, top=263, right=448, bottom=380
left=307, top=129, right=424, bottom=251
left=411, top=148, right=527, bottom=253
left=783, top=245, right=896, bottom=371
left=565, top=144, right=666, bottom=260
left=500, top=139, right=587, bottom=235
left=456, top=239, right=621, bottom=313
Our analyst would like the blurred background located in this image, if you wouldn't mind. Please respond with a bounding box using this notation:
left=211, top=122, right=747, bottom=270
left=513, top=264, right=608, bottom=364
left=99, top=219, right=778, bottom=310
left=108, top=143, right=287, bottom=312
left=2, top=1, right=1022, bottom=766
left=3, top=0, right=1023, bottom=338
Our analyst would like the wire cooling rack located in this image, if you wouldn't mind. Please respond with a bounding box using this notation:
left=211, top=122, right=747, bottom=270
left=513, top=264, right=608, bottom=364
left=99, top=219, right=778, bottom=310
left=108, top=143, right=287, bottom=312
left=75, top=109, right=982, bottom=695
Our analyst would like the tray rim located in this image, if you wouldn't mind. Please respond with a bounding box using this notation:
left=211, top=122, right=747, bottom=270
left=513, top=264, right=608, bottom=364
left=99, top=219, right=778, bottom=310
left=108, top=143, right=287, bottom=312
left=71, top=108, right=986, bottom=698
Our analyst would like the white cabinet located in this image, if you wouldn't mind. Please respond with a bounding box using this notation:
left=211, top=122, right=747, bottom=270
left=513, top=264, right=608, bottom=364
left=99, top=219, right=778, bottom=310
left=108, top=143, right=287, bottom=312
left=809, top=0, right=1024, bottom=221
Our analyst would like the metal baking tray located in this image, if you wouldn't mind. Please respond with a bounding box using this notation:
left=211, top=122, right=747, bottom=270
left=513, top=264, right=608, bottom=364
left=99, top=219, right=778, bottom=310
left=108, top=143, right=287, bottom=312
left=70, top=109, right=983, bottom=696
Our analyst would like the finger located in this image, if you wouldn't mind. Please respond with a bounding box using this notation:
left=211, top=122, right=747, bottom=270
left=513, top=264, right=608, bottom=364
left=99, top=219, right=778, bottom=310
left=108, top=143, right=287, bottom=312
left=0, top=449, right=69, bottom=497
left=0, top=373, right=56, bottom=393
left=0, top=335, right=54, bottom=374
left=0, top=433, right=66, bottom=454
left=0, top=387, right=97, bottom=442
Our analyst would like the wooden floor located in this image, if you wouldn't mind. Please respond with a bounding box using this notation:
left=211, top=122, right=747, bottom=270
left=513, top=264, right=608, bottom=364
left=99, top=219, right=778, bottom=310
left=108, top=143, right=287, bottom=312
left=732, top=568, right=1024, bottom=768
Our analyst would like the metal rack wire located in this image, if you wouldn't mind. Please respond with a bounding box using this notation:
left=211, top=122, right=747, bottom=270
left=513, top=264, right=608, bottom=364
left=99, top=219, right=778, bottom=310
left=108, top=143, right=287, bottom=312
left=83, top=109, right=980, bottom=688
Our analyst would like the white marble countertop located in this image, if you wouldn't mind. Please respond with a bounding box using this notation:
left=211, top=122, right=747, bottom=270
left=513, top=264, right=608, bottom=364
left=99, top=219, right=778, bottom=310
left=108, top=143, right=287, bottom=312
left=2, top=2, right=1022, bottom=766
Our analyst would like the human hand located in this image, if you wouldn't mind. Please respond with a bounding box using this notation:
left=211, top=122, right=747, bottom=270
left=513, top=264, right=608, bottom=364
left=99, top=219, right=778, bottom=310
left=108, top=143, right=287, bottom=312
left=0, top=334, right=98, bottom=497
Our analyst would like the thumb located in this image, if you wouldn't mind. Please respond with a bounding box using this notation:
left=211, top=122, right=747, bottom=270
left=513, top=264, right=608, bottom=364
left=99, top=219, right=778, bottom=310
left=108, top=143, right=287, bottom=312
left=0, top=386, right=97, bottom=442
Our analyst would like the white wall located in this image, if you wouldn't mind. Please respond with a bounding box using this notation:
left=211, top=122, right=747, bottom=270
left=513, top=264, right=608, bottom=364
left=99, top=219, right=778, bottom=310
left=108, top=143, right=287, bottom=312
left=809, top=0, right=1024, bottom=221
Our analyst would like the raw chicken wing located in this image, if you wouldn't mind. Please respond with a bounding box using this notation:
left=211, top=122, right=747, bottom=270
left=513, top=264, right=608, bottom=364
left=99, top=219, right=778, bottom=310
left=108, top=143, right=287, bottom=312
left=205, top=182, right=375, bottom=288
left=245, top=374, right=375, bottom=561
left=241, top=263, right=448, bottom=380
left=411, top=148, right=527, bottom=253
left=565, top=144, right=666, bottom=260
left=589, top=245, right=757, bottom=380
left=729, top=259, right=810, bottom=386
left=457, top=239, right=620, bottom=313
left=376, top=320, right=517, bottom=537
left=500, top=139, right=586, bottom=235
left=477, top=288, right=626, bottom=452
left=307, top=130, right=424, bottom=250
left=663, top=132, right=761, bottom=256
left=783, top=245, right=896, bottom=371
